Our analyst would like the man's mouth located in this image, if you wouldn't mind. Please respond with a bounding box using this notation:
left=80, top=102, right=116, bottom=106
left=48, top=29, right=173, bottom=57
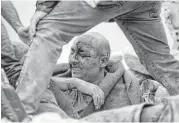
left=72, top=67, right=81, bottom=71
left=70, top=64, right=81, bottom=71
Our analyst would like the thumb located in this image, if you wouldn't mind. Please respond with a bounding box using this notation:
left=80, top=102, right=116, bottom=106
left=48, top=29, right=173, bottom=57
left=21, top=26, right=30, bottom=37
left=30, top=19, right=37, bottom=39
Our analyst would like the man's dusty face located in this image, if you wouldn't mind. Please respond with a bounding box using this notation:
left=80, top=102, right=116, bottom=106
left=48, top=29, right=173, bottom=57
left=69, top=40, right=101, bottom=82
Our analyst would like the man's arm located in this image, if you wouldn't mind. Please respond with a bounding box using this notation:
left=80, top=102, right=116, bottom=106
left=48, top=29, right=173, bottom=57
left=80, top=61, right=125, bottom=117
left=1, top=1, right=23, bottom=33
left=51, top=77, right=104, bottom=109
left=1, top=1, right=30, bottom=45
left=51, top=77, right=80, bottom=91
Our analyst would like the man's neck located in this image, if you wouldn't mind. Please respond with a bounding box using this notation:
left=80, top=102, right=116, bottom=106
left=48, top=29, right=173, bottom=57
left=91, top=70, right=105, bottom=85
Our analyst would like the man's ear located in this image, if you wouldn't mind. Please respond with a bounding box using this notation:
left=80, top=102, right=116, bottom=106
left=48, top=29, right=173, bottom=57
left=100, top=56, right=109, bottom=68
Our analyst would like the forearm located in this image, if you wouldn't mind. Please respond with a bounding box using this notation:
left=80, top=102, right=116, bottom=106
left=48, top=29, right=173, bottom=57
left=51, top=77, right=79, bottom=91
left=1, top=1, right=23, bottom=32
left=80, top=62, right=125, bottom=117
left=100, top=61, right=125, bottom=97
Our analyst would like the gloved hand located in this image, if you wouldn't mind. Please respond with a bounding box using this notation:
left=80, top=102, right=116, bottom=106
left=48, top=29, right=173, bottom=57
left=17, top=26, right=31, bottom=46
left=29, top=11, right=47, bottom=39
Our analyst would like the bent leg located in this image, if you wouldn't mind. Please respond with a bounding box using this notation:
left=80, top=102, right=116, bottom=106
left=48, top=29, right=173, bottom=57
left=115, top=1, right=179, bottom=95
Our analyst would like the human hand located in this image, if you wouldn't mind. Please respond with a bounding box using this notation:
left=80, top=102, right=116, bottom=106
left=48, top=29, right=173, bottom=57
left=140, top=79, right=156, bottom=104
left=141, top=79, right=169, bottom=104
left=75, top=79, right=104, bottom=109
left=29, top=11, right=47, bottom=39
left=17, top=26, right=31, bottom=46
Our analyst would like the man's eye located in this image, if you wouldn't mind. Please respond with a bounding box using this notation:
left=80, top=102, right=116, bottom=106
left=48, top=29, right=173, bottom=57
left=81, top=55, right=90, bottom=57
left=81, top=55, right=90, bottom=58
left=80, top=53, right=90, bottom=57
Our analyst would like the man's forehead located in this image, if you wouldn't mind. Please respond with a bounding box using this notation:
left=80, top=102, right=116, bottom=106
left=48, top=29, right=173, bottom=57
left=72, top=39, right=98, bottom=50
